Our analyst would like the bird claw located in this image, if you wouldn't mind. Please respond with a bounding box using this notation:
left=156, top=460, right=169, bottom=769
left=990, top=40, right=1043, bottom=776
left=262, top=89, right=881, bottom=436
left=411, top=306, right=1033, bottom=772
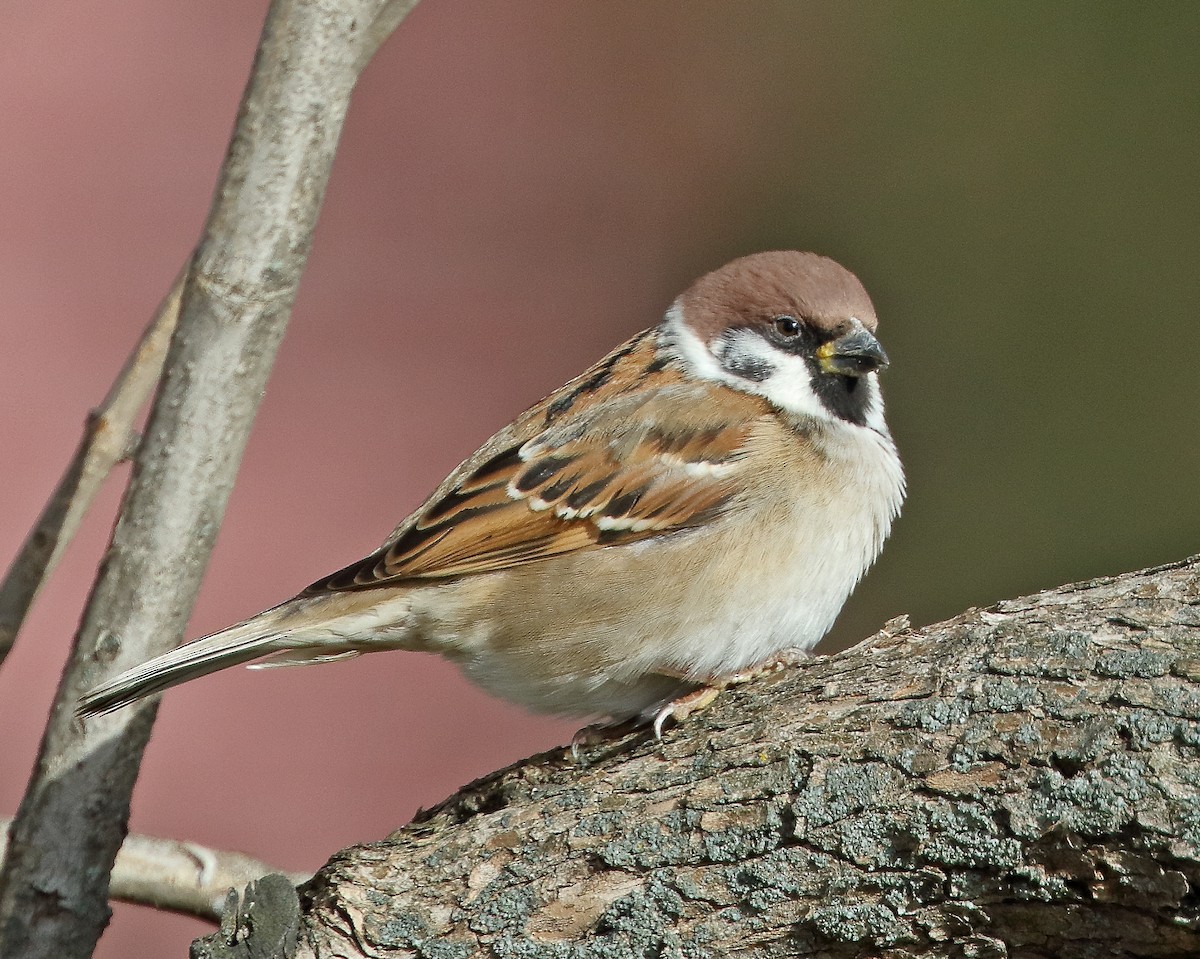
left=569, top=724, right=605, bottom=763
left=651, top=647, right=810, bottom=739
left=575, top=648, right=815, bottom=754
left=569, top=716, right=640, bottom=762
left=652, top=685, right=721, bottom=739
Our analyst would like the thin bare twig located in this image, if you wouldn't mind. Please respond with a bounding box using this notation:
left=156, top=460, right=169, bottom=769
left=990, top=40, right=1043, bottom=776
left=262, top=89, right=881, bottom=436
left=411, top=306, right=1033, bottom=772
left=359, top=0, right=422, bottom=70
left=0, top=2, right=418, bottom=957
left=0, top=817, right=307, bottom=923
left=0, top=271, right=185, bottom=668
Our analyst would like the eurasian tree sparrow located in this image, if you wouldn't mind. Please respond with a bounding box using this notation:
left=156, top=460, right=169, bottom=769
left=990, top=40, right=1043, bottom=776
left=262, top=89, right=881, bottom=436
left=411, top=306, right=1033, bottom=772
left=79, top=251, right=904, bottom=726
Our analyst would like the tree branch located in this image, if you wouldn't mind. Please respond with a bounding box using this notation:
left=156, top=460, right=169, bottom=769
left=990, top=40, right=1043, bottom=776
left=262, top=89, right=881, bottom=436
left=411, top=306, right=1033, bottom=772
left=359, top=0, right=422, bottom=70
left=0, top=819, right=306, bottom=923
left=193, top=557, right=1200, bottom=959
left=0, top=2, right=418, bottom=956
left=0, top=270, right=184, bottom=668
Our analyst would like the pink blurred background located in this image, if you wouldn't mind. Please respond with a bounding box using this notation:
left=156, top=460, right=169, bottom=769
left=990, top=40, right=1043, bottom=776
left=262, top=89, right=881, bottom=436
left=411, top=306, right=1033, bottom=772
left=3, top=2, right=1198, bottom=956
left=1, top=3, right=861, bottom=954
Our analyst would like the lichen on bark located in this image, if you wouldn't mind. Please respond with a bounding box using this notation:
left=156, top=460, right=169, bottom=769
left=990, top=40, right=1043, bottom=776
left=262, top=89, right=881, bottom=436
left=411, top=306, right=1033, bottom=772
left=194, top=557, right=1200, bottom=959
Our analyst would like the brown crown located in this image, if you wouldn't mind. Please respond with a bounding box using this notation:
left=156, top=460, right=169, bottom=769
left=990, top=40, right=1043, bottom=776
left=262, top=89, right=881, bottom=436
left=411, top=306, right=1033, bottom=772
left=678, top=251, right=878, bottom=341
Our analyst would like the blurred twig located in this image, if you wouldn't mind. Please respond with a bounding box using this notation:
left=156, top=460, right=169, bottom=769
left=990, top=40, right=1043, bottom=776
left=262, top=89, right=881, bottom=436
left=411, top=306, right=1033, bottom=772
left=0, top=817, right=308, bottom=923
left=0, top=1, right=419, bottom=957
left=0, top=271, right=184, bottom=669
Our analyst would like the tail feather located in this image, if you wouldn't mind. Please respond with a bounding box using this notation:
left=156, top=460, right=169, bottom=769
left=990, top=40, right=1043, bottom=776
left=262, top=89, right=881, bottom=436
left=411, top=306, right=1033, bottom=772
left=76, top=619, right=286, bottom=718
left=76, top=591, right=414, bottom=718
left=248, top=648, right=361, bottom=669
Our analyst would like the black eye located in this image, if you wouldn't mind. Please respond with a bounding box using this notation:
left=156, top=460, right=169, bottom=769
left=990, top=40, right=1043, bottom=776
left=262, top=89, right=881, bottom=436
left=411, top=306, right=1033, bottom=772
left=773, top=315, right=800, bottom=338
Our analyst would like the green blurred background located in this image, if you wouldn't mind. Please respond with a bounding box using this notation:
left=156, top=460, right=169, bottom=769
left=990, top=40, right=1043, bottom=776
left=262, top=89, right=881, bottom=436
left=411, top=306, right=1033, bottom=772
left=682, top=3, right=1200, bottom=648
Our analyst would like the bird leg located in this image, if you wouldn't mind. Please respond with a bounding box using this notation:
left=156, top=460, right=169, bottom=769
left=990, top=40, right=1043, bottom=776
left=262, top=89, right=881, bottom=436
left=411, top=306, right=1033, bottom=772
left=570, top=646, right=812, bottom=760
left=650, top=646, right=810, bottom=738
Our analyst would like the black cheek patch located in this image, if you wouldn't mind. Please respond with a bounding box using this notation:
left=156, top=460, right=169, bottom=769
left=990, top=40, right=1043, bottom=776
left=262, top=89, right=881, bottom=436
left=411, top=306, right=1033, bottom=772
left=722, top=352, right=776, bottom=383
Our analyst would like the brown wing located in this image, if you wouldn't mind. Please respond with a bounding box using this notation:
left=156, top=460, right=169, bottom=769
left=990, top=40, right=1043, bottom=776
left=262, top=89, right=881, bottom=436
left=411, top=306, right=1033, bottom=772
left=308, top=384, right=767, bottom=591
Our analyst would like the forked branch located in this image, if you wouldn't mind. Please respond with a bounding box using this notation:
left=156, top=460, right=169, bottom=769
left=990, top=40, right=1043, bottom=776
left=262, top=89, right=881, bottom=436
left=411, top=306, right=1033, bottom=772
left=0, top=3, right=421, bottom=958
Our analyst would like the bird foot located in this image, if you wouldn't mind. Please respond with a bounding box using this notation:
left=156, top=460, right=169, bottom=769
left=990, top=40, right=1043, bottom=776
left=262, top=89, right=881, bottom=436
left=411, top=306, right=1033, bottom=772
left=650, top=646, right=810, bottom=738
left=723, top=645, right=810, bottom=683
left=652, top=685, right=722, bottom=739
left=569, top=716, right=642, bottom=763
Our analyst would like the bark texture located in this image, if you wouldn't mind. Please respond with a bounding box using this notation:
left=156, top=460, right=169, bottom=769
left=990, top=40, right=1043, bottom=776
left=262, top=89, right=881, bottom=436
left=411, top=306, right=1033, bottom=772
left=0, top=3, right=414, bottom=956
left=196, top=557, right=1200, bottom=959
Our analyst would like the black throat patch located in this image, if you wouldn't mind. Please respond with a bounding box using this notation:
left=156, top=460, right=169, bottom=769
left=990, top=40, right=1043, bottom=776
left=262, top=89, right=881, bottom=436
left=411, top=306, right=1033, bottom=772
left=804, top=353, right=872, bottom=426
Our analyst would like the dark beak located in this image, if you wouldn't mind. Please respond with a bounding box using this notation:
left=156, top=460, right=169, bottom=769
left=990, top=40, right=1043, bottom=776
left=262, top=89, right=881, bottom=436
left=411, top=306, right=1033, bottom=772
left=817, top=326, right=889, bottom=377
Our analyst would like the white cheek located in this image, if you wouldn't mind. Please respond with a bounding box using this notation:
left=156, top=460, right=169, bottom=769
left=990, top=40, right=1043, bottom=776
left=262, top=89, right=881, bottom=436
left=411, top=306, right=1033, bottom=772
left=664, top=302, right=724, bottom=379
left=735, top=345, right=828, bottom=420
left=665, top=303, right=891, bottom=429
left=666, top=305, right=819, bottom=414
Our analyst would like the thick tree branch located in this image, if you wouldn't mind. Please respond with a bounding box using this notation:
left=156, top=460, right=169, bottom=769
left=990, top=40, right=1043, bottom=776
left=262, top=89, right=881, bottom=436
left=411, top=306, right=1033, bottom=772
left=0, top=271, right=184, bottom=668
left=0, top=819, right=306, bottom=923
left=195, top=557, right=1200, bottom=959
left=0, top=2, right=417, bottom=957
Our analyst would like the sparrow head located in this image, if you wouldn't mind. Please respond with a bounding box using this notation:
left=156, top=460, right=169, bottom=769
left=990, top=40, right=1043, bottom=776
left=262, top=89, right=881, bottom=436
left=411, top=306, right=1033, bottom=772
left=667, top=251, right=890, bottom=430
